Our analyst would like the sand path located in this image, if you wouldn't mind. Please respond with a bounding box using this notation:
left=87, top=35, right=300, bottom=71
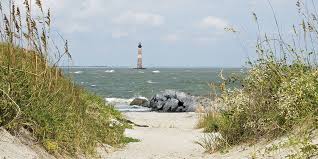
left=105, top=112, right=210, bottom=159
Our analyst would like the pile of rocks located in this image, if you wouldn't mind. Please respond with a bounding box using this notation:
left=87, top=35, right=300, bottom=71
left=148, top=90, right=197, bottom=112
left=128, top=90, right=221, bottom=113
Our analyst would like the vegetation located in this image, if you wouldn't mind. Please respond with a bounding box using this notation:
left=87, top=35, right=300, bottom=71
left=0, top=0, right=128, bottom=157
left=198, top=0, right=318, bottom=156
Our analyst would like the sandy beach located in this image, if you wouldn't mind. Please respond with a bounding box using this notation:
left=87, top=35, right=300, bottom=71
left=104, top=112, right=317, bottom=159
left=105, top=112, right=210, bottom=159
left=1, top=111, right=316, bottom=158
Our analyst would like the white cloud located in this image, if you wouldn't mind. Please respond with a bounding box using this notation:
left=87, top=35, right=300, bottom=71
left=113, top=11, right=165, bottom=26
left=76, top=0, right=108, bottom=18
left=56, top=22, right=90, bottom=33
left=199, top=16, right=229, bottom=30
left=15, top=0, right=66, bottom=14
left=193, top=37, right=217, bottom=46
left=112, top=30, right=129, bottom=39
left=161, top=34, right=178, bottom=43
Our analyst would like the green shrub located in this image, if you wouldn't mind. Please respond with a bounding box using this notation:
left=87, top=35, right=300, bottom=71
left=198, top=0, right=318, bottom=153
left=0, top=0, right=128, bottom=157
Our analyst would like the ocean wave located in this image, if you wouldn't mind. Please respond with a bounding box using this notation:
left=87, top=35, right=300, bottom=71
left=105, top=98, right=134, bottom=106
left=90, top=85, right=97, bottom=87
left=105, top=97, right=151, bottom=112
left=138, top=71, right=145, bottom=74
left=135, top=96, right=148, bottom=100
left=105, top=70, right=115, bottom=73
left=73, top=71, right=83, bottom=74
left=152, top=70, right=160, bottom=73
left=105, top=96, right=148, bottom=105
left=147, top=80, right=158, bottom=84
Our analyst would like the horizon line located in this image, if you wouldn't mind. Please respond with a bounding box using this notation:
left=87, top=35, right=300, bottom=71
left=60, top=66, right=246, bottom=69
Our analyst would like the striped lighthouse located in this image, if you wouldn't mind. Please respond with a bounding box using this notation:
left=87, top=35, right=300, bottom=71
left=137, top=42, right=144, bottom=69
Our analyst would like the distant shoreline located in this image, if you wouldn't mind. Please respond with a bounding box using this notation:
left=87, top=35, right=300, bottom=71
left=60, top=66, right=246, bottom=69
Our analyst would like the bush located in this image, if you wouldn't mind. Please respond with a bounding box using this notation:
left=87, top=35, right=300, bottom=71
left=198, top=0, right=318, bottom=153
left=213, top=63, right=318, bottom=145
left=0, top=0, right=128, bottom=157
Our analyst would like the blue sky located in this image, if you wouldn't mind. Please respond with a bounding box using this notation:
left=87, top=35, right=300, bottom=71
left=32, top=0, right=299, bottom=67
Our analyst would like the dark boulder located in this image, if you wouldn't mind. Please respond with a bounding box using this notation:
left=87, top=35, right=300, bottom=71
left=149, top=90, right=197, bottom=112
left=162, top=98, right=180, bottom=112
left=130, top=97, right=149, bottom=107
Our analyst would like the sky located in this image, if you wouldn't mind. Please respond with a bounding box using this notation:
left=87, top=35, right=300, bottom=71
left=17, top=0, right=302, bottom=67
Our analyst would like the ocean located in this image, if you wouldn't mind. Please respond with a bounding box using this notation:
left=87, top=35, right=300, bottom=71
left=63, top=67, right=244, bottom=112
left=64, top=67, right=243, bottom=100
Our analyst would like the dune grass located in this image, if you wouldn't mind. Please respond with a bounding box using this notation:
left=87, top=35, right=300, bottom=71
left=0, top=0, right=128, bottom=157
left=198, top=0, right=318, bottom=156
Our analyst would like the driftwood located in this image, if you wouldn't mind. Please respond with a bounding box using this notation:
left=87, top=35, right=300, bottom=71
left=123, top=119, right=149, bottom=128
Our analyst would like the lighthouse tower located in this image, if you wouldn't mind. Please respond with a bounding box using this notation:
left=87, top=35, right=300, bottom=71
left=137, top=42, right=144, bottom=69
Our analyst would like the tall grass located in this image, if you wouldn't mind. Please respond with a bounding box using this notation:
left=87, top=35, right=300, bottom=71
left=198, top=0, right=318, bottom=155
left=0, top=0, right=127, bottom=157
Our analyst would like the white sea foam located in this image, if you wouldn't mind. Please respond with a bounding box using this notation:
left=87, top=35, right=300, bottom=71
left=105, top=96, right=148, bottom=105
left=138, top=71, right=145, bottom=74
left=147, top=80, right=158, bottom=84
left=105, top=70, right=115, bottom=73
left=135, top=96, right=148, bottom=101
left=73, top=71, right=83, bottom=74
left=152, top=70, right=160, bottom=73
left=90, top=85, right=97, bottom=87
left=105, top=98, right=134, bottom=106
left=105, top=97, right=151, bottom=112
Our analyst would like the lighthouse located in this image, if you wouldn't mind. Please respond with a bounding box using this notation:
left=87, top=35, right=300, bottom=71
left=136, top=42, right=145, bottom=69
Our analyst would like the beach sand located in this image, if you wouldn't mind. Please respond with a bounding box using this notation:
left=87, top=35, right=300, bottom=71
left=104, top=112, right=210, bottom=159
left=103, top=112, right=302, bottom=159
left=0, top=112, right=209, bottom=159
left=0, top=128, right=54, bottom=159
left=1, top=112, right=308, bottom=158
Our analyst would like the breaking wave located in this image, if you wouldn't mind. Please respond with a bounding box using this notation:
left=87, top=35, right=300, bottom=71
left=73, top=71, right=83, bottom=74
left=147, top=80, right=158, bottom=84
left=105, top=70, right=115, bottom=73
left=105, top=97, right=151, bottom=112
left=105, top=98, right=133, bottom=106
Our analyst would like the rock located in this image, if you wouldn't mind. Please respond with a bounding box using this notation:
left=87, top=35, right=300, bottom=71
left=130, top=97, right=149, bottom=107
left=149, top=94, right=166, bottom=109
left=156, top=101, right=165, bottom=109
left=177, top=92, right=196, bottom=112
left=149, top=90, right=197, bottom=112
left=163, top=99, right=180, bottom=112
